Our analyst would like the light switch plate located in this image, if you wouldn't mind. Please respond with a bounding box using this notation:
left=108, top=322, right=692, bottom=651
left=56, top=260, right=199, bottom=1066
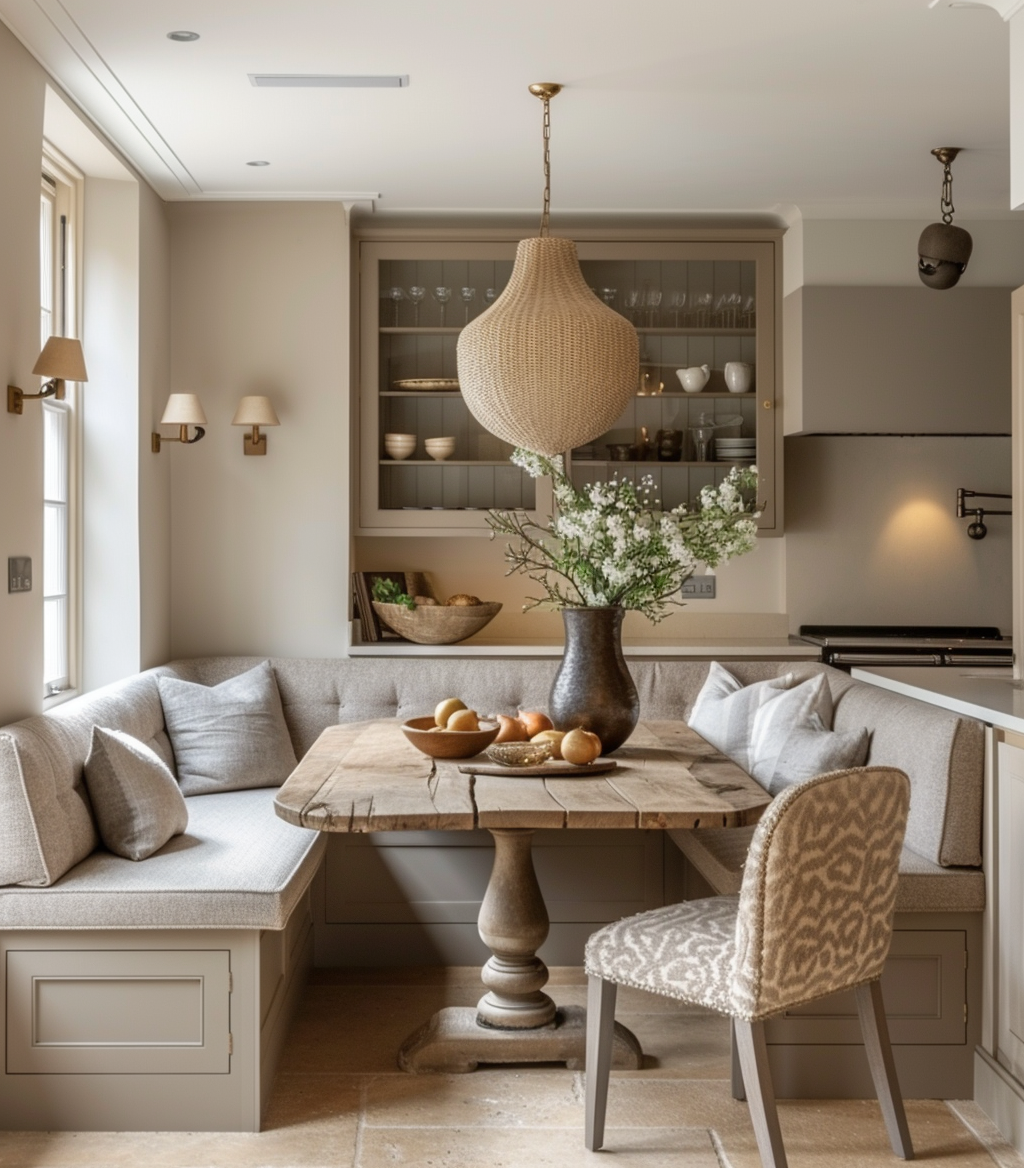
left=681, top=574, right=716, bottom=600
left=8, top=557, right=31, bottom=593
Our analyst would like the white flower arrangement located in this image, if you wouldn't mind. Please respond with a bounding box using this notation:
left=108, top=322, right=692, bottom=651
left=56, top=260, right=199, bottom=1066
left=487, top=450, right=761, bottom=623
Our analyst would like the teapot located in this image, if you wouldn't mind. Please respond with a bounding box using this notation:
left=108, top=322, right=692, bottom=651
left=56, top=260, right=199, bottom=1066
left=675, top=364, right=711, bottom=393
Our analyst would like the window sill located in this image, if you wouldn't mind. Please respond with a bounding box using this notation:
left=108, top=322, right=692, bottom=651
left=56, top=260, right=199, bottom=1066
left=43, top=688, right=80, bottom=712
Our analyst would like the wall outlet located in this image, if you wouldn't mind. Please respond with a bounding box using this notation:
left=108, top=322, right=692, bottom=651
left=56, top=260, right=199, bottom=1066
left=8, top=557, right=31, bottom=593
left=681, top=574, right=716, bottom=600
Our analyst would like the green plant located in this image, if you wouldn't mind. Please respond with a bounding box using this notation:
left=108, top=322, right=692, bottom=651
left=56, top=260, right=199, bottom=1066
left=487, top=451, right=760, bottom=623
left=372, top=578, right=416, bottom=610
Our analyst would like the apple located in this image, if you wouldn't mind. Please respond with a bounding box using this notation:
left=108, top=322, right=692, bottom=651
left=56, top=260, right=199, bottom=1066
left=435, top=697, right=466, bottom=728
left=447, top=708, right=480, bottom=732
left=561, top=728, right=602, bottom=765
left=494, top=714, right=529, bottom=743
left=519, top=710, right=553, bottom=737
left=531, top=729, right=567, bottom=759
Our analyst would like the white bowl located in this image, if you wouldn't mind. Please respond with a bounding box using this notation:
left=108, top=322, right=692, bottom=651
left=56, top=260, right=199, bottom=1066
left=384, top=433, right=417, bottom=460
left=424, top=437, right=456, bottom=462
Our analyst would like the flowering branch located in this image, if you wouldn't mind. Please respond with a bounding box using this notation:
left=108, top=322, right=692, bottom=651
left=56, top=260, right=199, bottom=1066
left=487, top=449, right=760, bottom=623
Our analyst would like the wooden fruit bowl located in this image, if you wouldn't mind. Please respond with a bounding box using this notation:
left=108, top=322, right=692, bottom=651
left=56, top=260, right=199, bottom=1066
left=373, top=601, right=502, bottom=645
left=401, top=716, right=500, bottom=759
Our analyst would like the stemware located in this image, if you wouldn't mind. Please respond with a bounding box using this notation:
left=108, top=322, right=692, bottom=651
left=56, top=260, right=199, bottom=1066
left=386, top=286, right=406, bottom=326
left=645, top=289, right=663, bottom=328
left=693, top=291, right=713, bottom=327
left=726, top=292, right=743, bottom=328
left=742, top=295, right=756, bottom=328
left=432, top=286, right=452, bottom=327
left=460, top=286, right=477, bottom=324
left=599, top=288, right=617, bottom=308
left=407, top=285, right=426, bottom=325
left=484, top=287, right=499, bottom=308
left=668, top=291, right=687, bottom=327
left=713, top=293, right=729, bottom=328
left=623, top=289, right=642, bottom=325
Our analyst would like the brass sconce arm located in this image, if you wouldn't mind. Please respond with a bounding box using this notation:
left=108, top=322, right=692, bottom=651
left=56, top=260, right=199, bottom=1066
left=957, top=487, right=1011, bottom=540
left=8, top=378, right=66, bottom=414
left=151, top=425, right=206, bottom=453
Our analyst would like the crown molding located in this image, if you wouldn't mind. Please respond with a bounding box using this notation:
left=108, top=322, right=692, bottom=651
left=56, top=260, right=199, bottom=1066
left=930, top=0, right=1024, bottom=19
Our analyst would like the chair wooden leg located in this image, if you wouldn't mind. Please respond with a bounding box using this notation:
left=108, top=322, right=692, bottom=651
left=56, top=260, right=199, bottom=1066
left=731, top=1018, right=747, bottom=1101
left=734, top=1018, right=789, bottom=1168
left=585, top=975, right=617, bottom=1151
left=855, top=979, right=915, bottom=1161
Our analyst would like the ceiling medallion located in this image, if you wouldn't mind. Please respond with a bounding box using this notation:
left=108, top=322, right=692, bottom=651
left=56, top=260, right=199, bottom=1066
left=456, top=84, right=638, bottom=457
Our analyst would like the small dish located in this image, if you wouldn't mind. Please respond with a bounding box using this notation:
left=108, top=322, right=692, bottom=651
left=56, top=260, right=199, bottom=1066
left=392, top=378, right=460, bottom=392
left=402, top=716, right=500, bottom=759
left=384, top=433, right=417, bottom=460
left=486, top=741, right=555, bottom=767
left=424, top=437, right=456, bottom=462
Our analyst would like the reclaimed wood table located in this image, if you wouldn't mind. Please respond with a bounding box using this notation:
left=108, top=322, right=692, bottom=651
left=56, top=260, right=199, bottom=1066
left=274, top=718, right=771, bottom=1073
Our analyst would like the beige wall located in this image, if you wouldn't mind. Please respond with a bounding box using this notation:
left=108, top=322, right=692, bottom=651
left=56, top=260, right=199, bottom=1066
left=167, top=203, right=351, bottom=659
left=0, top=26, right=53, bottom=723
left=786, top=436, right=1012, bottom=631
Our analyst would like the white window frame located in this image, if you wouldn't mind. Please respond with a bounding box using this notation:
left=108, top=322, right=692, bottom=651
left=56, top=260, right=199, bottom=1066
left=41, top=145, right=83, bottom=706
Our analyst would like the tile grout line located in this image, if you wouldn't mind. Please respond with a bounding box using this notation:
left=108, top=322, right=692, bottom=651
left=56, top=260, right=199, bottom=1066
left=710, top=1127, right=737, bottom=1168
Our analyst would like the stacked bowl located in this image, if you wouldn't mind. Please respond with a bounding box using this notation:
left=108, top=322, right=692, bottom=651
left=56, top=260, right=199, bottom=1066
left=424, top=436, right=456, bottom=461
left=714, top=436, right=756, bottom=463
left=384, top=433, right=417, bottom=460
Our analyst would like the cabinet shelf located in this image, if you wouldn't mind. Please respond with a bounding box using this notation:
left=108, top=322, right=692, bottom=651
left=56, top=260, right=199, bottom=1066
left=379, top=325, right=756, bottom=338
left=381, top=390, right=462, bottom=397
left=573, top=460, right=755, bottom=468
left=379, top=459, right=518, bottom=467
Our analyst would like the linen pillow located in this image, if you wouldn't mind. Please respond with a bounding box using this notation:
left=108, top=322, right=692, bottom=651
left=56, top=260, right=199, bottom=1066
left=83, top=727, right=188, bottom=861
left=747, top=672, right=834, bottom=787
left=688, top=662, right=798, bottom=773
left=765, top=715, right=871, bottom=797
left=158, top=661, right=298, bottom=796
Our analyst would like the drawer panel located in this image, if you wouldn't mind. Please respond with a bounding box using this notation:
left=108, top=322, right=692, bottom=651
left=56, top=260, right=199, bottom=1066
left=7, top=950, right=231, bottom=1074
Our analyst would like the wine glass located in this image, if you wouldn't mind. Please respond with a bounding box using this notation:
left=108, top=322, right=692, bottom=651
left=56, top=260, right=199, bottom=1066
left=432, top=286, right=452, bottom=327
left=645, top=289, right=663, bottom=328
left=386, top=286, right=405, bottom=326
left=407, top=285, right=426, bottom=325
left=623, top=289, right=642, bottom=325
left=726, top=292, right=743, bottom=328
left=742, top=295, right=756, bottom=328
left=693, top=291, right=713, bottom=327
left=668, top=291, right=687, bottom=327
left=599, top=288, right=617, bottom=308
left=484, top=287, right=499, bottom=308
left=460, top=286, right=477, bottom=324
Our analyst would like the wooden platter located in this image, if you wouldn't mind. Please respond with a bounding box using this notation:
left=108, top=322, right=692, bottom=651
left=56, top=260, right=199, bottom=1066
left=458, top=759, right=618, bottom=778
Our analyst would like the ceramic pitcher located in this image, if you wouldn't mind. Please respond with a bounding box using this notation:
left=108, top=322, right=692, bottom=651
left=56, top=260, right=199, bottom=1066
left=724, top=361, right=754, bottom=393
left=675, top=365, right=711, bottom=393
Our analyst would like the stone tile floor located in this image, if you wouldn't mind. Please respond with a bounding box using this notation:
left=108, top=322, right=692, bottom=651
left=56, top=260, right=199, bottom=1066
left=0, top=966, right=1021, bottom=1168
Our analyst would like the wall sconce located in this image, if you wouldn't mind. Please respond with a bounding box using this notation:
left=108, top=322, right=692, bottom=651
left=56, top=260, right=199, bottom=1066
left=7, top=337, right=88, bottom=414
left=151, top=394, right=207, bottom=452
left=231, top=395, right=279, bottom=455
left=957, top=488, right=1011, bottom=539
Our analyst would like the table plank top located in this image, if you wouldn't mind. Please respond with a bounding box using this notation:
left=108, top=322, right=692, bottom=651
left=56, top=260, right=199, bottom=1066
left=275, top=719, right=771, bottom=834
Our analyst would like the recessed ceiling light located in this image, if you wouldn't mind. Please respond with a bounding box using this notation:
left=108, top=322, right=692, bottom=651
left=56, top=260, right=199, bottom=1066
left=246, top=160, right=270, bottom=167
left=249, top=74, right=409, bottom=88
left=167, top=30, right=200, bottom=41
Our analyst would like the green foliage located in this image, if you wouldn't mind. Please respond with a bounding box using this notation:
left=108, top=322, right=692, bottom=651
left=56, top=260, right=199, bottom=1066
left=372, top=578, right=416, bottom=610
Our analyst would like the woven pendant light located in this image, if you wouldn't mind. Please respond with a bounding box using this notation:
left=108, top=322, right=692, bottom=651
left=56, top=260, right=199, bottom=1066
left=457, top=84, right=638, bottom=457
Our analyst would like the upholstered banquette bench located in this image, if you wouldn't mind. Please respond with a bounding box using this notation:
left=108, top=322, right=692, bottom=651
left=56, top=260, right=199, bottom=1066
left=0, top=656, right=984, bottom=1132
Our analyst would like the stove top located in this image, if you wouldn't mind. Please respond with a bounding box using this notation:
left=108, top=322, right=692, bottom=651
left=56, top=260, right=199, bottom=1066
left=798, top=625, right=1011, bottom=668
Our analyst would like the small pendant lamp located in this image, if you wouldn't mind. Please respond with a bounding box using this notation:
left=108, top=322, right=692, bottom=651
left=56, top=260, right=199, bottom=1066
left=918, top=147, right=973, bottom=291
left=457, top=84, right=638, bottom=457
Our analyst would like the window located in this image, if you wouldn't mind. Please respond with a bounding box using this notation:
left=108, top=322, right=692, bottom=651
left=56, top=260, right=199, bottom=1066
left=40, top=156, right=79, bottom=698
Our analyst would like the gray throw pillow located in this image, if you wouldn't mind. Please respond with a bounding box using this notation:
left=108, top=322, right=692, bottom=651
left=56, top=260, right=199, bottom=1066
left=766, top=718, right=871, bottom=796
left=688, top=662, right=798, bottom=773
left=84, top=727, right=188, bottom=861
left=158, top=661, right=298, bottom=796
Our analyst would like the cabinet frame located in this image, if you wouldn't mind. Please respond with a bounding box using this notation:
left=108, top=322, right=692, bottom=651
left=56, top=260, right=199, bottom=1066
left=355, top=230, right=783, bottom=537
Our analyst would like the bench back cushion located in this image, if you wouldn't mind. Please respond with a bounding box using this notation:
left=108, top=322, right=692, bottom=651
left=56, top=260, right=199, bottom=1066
left=0, top=673, right=171, bottom=886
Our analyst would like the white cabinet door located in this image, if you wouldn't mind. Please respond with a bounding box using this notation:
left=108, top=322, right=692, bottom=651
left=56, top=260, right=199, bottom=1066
left=997, top=742, right=1024, bottom=1083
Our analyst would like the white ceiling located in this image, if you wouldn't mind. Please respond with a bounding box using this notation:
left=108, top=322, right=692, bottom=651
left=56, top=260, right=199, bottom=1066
left=0, top=0, right=1017, bottom=219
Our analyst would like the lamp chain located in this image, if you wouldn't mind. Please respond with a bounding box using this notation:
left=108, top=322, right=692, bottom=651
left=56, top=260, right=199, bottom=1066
left=940, top=159, right=955, bottom=226
left=540, top=94, right=551, bottom=237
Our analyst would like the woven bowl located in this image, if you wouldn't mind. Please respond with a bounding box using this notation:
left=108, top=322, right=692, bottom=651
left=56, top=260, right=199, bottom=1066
left=372, top=601, right=502, bottom=645
left=402, top=715, right=500, bottom=759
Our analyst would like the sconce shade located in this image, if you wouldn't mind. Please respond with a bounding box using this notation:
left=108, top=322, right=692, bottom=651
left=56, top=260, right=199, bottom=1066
left=33, top=337, right=88, bottom=382
left=456, top=237, right=639, bottom=456
left=161, top=393, right=207, bottom=426
left=231, top=396, right=280, bottom=427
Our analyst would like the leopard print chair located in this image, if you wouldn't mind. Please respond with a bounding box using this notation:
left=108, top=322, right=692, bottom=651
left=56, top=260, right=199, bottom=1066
left=584, top=766, right=914, bottom=1168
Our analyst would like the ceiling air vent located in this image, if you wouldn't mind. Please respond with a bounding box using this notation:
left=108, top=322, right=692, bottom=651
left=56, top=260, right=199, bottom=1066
left=249, top=74, right=408, bottom=88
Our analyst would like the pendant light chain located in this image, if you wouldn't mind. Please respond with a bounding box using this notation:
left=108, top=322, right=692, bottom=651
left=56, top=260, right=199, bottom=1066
left=540, top=94, right=552, bottom=238
left=940, top=159, right=955, bottom=226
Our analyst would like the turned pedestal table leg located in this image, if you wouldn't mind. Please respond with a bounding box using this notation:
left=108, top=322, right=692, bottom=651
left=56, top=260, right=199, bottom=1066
left=398, top=827, right=643, bottom=1073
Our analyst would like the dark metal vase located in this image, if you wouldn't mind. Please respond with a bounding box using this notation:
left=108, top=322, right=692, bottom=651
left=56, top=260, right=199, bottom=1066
left=549, top=607, right=639, bottom=754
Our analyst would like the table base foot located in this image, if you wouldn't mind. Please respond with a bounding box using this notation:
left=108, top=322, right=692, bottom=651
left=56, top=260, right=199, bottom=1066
left=397, top=1004, right=643, bottom=1074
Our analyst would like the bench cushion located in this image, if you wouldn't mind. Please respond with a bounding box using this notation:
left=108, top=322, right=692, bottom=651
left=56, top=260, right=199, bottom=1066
left=668, top=825, right=985, bottom=913
left=0, top=788, right=325, bottom=930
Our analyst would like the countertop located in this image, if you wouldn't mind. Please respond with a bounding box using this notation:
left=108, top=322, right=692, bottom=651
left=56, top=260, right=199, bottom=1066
left=348, top=628, right=821, bottom=660
left=852, top=666, right=1024, bottom=734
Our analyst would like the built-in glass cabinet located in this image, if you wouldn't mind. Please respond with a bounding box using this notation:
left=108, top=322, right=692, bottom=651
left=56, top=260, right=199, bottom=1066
left=357, top=236, right=780, bottom=536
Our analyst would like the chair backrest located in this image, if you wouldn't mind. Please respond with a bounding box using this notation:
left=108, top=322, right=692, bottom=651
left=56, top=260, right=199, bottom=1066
left=730, top=766, right=910, bottom=1021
